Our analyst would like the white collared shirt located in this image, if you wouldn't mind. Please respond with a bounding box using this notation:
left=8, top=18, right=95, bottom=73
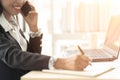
left=0, top=13, right=27, bottom=51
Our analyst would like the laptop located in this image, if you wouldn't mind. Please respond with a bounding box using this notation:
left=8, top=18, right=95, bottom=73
left=78, top=15, right=120, bottom=62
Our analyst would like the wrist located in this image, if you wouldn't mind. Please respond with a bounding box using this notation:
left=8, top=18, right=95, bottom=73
left=29, top=28, right=42, bottom=38
left=54, top=58, right=67, bottom=69
left=29, top=26, right=38, bottom=32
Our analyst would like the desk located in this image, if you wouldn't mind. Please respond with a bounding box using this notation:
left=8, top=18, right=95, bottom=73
left=21, top=71, right=94, bottom=80
left=21, top=68, right=120, bottom=80
left=21, top=60, right=120, bottom=80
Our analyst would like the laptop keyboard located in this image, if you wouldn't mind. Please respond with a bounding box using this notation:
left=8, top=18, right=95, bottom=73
left=83, top=49, right=113, bottom=58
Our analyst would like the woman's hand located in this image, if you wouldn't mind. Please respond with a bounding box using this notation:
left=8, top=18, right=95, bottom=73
left=54, top=54, right=91, bottom=71
left=21, top=2, right=38, bottom=32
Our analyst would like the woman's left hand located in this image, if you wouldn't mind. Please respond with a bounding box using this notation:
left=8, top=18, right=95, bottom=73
left=54, top=54, right=91, bottom=71
left=21, top=2, right=38, bottom=32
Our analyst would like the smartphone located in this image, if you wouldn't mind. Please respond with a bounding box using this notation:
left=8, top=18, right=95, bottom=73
left=21, top=1, right=32, bottom=16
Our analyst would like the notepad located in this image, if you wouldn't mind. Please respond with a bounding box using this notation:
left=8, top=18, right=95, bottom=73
left=43, top=63, right=115, bottom=77
left=43, top=68, right=114, bottom=77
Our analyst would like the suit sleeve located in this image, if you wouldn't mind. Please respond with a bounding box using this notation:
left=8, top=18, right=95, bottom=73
left=0, top=33, right=50, bottom=70
left=27, top=34, right=43, bottom=53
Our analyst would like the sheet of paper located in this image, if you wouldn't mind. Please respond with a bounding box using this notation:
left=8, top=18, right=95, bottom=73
left=97, top=67, right=120, bottom=79
left=43, top=62, right=115, bottom=77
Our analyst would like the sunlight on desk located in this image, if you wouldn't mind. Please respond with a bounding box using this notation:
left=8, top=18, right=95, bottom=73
left=21, top=71, right=92, bottom=80
left=21, top=59, right=120, bottom=80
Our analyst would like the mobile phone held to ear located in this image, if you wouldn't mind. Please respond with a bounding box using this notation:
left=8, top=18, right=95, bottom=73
left=21, top=1, right=32, bottom=16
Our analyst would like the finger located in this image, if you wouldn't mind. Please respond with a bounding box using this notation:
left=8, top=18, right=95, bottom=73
left=77, top=64, right=85, bottom=71
left=74, top=55, right=89, bottom=65
left=20, top=1, right=35, bottom=17
left=82, top=61, right=89, bottom=67
left=72, top=64, right=83, bottom=71
left=28, top=11, right=37, bottom=14
left=80, top=55, right=91, bottom=62
left=74, top=59, right=89, bottom=70
left=27, top=2, right=36, bottom=11
left=77, top=56, right=90, bottom=67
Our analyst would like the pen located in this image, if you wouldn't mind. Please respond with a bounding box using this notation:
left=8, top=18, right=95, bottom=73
left=116, top=45, right=120, bottom=59
left=77, top=45, right=84, bottom=55
left=77, top=45, right=92, bottom=66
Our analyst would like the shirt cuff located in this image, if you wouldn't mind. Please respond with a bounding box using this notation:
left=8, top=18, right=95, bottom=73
left=48, top=57, right=58, bottom=70
left=29, top=29, right=42, bottom=38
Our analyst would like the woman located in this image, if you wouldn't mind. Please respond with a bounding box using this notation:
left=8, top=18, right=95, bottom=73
left=0, top=0, right=91, bottom=80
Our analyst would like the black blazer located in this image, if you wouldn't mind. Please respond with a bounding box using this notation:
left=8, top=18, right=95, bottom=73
left=0, top=25, right=50, bottom=80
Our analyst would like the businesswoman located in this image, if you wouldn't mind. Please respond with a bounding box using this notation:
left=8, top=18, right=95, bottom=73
left=0, top=0, right=91, bottom=80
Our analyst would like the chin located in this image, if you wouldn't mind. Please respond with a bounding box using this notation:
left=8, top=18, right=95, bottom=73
left=12, top=12, right=20, bottom=16
left=11, top=10, right=20, bottom=15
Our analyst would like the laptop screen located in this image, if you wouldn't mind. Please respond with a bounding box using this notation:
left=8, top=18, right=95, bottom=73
left=105, top=15, right=120, bottom=52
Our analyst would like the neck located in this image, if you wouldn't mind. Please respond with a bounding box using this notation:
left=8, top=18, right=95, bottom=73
left=3, top=10, right=12, bottom=21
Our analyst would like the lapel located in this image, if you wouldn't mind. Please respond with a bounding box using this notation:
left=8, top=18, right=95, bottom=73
left=0, top=25, right=5, bottom=33
left=0, top=25, right=22, bottom=50
left=19, top=29, right=31, bottom=51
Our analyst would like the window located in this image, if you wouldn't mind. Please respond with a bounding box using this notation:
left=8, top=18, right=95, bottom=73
left=19, top=0, right=120, bottom=56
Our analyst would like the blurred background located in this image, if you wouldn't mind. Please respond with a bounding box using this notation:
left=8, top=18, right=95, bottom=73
left=18, top=0, right=120, bottom=56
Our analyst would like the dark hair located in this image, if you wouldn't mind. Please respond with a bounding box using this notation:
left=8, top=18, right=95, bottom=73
left=0, top=2, right=3, bottom=15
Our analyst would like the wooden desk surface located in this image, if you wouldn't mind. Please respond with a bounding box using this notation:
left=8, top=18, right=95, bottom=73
left=21, top=59, right=120, bottom=80
left=21, top=71, right=95, bottom=80
left=21, top=67, right=120, bottom=80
